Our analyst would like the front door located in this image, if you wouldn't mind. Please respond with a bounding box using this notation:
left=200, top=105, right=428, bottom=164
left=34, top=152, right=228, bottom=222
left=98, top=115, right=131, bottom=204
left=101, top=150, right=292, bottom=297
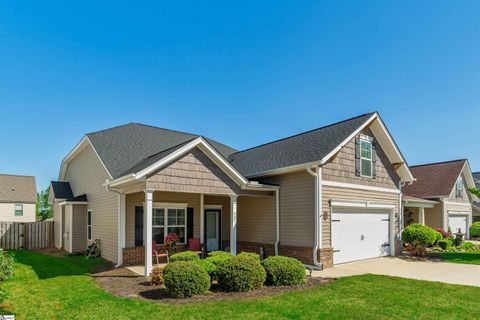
left=205, top=210, right=220, bottom=251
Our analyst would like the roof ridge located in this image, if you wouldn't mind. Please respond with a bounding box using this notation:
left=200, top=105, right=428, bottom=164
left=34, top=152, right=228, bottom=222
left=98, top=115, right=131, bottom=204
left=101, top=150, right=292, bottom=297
left=129, top=123, right=198, bottom=137
left=410, top=159, right=467, bottom=168
left=229, top=111, right=376, bottom=156
left=86, top=123, right=136, bottom=136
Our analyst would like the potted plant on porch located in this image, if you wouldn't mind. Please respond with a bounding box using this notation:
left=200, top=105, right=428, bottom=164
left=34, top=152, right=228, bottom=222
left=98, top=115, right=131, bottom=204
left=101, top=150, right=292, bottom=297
left=164, top=232, right=179, bottom=255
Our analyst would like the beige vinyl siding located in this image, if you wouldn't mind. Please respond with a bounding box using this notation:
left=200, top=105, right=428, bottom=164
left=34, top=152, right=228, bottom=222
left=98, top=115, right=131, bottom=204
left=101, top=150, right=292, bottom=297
left=0, top=203, right=36, bottom=222
left=53, top=202, right=62, bottom=249
left=322, top=129, right=400, bottom=189
left=71, top=204, right=87, bottom=253
left=322, top=186, right=400, bottom=247
left=264, top=171, right=315, bottom=247
left=425, top=204, right=442, bottom=230
left=404, top=207, right=420, bottom=226
left=63, top=204, right=72, bottom=252
left=146, top=148, right=241, bottom=195
left=448, top=175, right=472, bottom=204
left=125, top=191, right=201, bottom=248
left=205, top=195, right=231, bottom=241
left=64, top=143, right=118, bottom=262
left=237, top=195, right=276, bottom=244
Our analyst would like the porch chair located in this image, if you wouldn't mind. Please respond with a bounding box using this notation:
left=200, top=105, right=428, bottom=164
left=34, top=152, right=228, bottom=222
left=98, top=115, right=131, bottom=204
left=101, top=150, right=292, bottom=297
left=152, top=240, right=169, bottom=265
left=188, top=238, right=203, bottom=257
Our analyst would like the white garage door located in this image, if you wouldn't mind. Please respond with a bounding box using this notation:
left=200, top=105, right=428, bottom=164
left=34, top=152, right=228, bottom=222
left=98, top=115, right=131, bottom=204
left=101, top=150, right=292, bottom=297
left=448, top=215, right=468, bottom=234
left=332, top=208, right=390, bottom=264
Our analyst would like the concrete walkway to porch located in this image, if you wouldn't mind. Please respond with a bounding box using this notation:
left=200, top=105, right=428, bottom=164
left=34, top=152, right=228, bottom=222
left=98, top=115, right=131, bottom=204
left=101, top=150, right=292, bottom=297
left=311, top=257, right=480, bottom=287
left=126, top=264, right=167, bottom=276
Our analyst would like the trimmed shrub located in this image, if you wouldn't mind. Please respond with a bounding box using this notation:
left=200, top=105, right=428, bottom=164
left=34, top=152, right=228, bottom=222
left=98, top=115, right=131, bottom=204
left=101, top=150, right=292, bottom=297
left=402, top=224, right=437, bottom=246
left=192, top=259, right=217, bottom=279
left=434, top=231, right=443, bottom=244
left=163, top=261, right=210, bottom=298
left=463, top=242, right=474, bottom=250
left=237, top=252, right=261, bottom=262
left=149, top=266, right=164, bottom=286
left=169, top=251, right=200, bottom=263
left=262, top=256, right=305, bottom=286
left=217, top=255, right=266, bottom=292
left=437, top=239, right=452, bottom=250
left=0, top=250, right=14, bottom=281
left=205, top=251, right=233, bottom=280
left=470, top=222, right=480, bottom=239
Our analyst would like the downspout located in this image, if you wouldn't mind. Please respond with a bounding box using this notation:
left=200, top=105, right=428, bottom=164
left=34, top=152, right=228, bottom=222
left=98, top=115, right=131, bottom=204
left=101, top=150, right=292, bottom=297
left=275, top=189, right=280, bottom=256
left=306, top=165, right=323, bottom=270
left=106, top=182, right=124, bottom=268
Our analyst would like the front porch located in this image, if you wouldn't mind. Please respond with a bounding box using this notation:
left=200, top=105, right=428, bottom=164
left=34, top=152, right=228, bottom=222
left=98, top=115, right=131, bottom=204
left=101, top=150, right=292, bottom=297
left=403, top=196, right=438, bottom=227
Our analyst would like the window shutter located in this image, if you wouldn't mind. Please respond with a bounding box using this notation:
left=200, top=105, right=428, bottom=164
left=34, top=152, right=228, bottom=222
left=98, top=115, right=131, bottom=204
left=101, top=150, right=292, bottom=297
left=355, top=137, right=361, bottom=176
left=187, top=207, right=194, bottom=245
left=372, top=142, right=377, bottom=179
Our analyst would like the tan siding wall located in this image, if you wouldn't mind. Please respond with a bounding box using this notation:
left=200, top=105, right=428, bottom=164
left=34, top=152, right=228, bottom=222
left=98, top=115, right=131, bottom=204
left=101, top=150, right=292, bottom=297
left=71, top=204, right=87, bottom=253
left=53, top=202, right=62, bottom=249
left=448, top=175, right=472, bottom=204
left=146, top=148, right=242, bottom=195
left=404, top=207, right=419, bottom=226
left=322, top=186, right=401, bottom=247
left=64, top=204, right=72, bottom=252
left=64, top=144, right=118, bottom=262
left=0, top=203, right=36, bottom=222
left=425, top=205, right=442, bottom=229
left=125, top=191, right=201, bottom=248
left=264, top=171, right=315, bottom=247
left=322, top=130, right=400, bottom=189
left=237, top=195, right=276, bottom=244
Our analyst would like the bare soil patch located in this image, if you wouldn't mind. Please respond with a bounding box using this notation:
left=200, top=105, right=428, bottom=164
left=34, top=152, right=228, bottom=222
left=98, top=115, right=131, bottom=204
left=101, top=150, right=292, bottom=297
left=31, top=247, right=68, bottom=258
left=94, top=269, right=333, bottom=304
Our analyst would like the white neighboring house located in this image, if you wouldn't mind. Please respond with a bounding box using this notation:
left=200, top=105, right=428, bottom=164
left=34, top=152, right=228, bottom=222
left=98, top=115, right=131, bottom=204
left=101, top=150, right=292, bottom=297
left=0, top=174, right=37, bottom=222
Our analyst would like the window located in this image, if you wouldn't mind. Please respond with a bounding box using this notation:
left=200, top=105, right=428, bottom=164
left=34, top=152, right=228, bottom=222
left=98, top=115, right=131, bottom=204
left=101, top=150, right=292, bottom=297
left=14, top=204, right=23, bottom=216
left=455, top=180, right=464, bottom=199
left=360, top=139, right=373, bottom=177
left=87, top=210, right=92, bottom=241
left=152, top=207, right=186, bottom=244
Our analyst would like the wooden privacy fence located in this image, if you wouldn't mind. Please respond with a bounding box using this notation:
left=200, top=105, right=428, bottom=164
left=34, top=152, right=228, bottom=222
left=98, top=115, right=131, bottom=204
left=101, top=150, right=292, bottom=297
left=0, top=221, right=54, bottom=250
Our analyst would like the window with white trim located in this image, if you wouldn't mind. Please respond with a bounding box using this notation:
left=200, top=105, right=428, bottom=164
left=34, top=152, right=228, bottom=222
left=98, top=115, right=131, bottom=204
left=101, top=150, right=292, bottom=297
left=360, top=139, right=373, bottom=177
left=152, top=207, right=186, bottom=244
left=87, top=210, right=92, bottom=241
left=14, top=204, right=23, bottom=216
left=455, top=179, right=464, bottom=199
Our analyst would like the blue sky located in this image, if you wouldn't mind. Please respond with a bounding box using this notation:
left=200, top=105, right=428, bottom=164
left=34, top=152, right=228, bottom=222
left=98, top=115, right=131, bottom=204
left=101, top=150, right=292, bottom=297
left=1, top=1, right=479, bottom=190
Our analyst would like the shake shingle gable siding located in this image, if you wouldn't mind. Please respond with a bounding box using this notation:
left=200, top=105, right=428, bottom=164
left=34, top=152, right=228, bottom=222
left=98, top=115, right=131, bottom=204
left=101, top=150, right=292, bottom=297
left=86, top=123, right=237, bottom=179
left=228, top=112, right=375, bottom=177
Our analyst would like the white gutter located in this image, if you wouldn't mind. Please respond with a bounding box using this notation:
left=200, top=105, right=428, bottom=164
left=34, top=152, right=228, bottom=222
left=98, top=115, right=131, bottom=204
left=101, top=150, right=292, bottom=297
left=106, top=183, right=124, bottom=268
left=306, top=165, right=323, bottom=270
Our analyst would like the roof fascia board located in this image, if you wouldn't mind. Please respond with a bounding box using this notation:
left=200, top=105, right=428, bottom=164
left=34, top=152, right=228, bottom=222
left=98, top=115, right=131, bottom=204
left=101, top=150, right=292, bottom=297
left=58, top=201, right=88, bottom=206
left=109, top=137, right=249, bottom=188
left=246, top=160, right=322, bottom=179
left=58, top=136, right=113, bottom=181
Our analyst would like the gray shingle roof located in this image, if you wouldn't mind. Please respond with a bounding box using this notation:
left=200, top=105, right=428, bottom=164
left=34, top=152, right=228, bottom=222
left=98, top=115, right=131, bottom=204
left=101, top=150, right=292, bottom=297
left=0, top=174, right=36, bottom=203
left=86, top=123, right=237, bottom=179
left=228, top=112, right=376, bottom=177
left=50, top=181, right=87, bottom=202
left=473, top=172, right=480, bottom=188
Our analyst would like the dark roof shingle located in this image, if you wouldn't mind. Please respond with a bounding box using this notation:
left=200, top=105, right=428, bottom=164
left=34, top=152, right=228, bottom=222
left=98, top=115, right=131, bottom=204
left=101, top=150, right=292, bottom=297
left=0, top=174, right=36, bottom=203
left=403, top=160, right=466, bottom=199
left=50, top=181, right=87, bottom=202
left=87, top=123, right=237, bottom=179
left=228, top=112, right=375, bottom=177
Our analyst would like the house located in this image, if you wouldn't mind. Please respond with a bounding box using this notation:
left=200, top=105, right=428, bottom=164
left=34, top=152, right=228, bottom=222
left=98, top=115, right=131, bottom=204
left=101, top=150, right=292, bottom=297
left=473, top=172, right=480, bottom=222
left=0, top=174, right=37, bottom=222
left=402, top=160, right=475, bottom=237
left=49, top=112, right=414, bottom=275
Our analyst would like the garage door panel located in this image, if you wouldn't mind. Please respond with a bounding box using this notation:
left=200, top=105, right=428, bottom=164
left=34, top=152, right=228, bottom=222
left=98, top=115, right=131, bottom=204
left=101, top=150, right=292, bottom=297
left=332, top=209, right=390, bottom=264
left=448, top=216, right=467, bottom=234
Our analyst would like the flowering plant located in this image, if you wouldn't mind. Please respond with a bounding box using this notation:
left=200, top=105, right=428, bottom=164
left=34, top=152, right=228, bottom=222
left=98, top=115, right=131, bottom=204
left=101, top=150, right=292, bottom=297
left=164, top=232, right=179, bottom=248
left=436, top=228, right=453, bottom=240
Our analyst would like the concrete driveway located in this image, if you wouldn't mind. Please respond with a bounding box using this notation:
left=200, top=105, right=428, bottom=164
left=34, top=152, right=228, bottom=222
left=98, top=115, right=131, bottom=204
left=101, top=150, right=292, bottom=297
left=312, top=257, right=480, bottom=287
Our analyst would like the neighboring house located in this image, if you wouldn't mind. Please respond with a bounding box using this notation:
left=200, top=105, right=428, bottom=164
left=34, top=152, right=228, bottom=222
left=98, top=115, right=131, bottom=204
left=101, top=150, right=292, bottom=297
left=403, top=160, right=475, bottom=238
left=0, top=174, right=37, bottom=222
left=49, top=112, right=414, bottom=275
left=473, top=172, right=480, bottom=222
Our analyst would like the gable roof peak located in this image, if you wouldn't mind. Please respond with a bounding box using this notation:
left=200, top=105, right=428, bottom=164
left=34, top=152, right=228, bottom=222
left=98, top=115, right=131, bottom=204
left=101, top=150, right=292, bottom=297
left=410, top=159, right=467, bottom=168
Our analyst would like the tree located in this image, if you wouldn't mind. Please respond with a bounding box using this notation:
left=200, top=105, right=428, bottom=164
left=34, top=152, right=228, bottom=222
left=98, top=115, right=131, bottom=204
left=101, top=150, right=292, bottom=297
left=470, top=187, right=480, bottom=198
left=36, top=187, right=53, bottom=221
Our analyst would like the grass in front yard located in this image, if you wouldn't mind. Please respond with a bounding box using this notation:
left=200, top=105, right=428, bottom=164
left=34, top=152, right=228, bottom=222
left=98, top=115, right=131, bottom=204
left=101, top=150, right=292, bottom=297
left=441, top=252, right=480, bottom=265
left=2, top=250, right=480, bottom=320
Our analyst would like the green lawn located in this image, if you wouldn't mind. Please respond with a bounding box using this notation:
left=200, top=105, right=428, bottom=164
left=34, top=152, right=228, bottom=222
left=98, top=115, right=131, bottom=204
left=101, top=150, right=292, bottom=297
left=2, top=251, right=480, bottom=320
left=441, top=251, right=480, bottom=265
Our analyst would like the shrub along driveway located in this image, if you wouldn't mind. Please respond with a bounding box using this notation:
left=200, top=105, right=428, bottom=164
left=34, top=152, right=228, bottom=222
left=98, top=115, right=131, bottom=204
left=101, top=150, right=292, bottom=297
left=3, top=251, right=480, bottom=319
left=313, top=257, right=480, bottom=287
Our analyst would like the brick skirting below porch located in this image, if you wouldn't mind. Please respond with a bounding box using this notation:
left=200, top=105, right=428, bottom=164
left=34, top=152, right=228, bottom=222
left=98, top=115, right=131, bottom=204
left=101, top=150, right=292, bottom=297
left=122, top=245, right=187, bottom=266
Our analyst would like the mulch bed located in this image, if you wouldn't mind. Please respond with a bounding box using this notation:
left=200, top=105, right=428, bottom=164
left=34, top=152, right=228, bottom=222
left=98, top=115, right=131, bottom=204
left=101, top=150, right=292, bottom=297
left=30, top=247, right=69, bottom=258
left=93, top=268, right=333, bottom=304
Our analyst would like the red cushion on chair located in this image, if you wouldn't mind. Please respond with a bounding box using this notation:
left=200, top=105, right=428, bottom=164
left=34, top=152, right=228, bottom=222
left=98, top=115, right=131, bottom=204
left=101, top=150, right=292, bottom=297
left=188, top=238, right=201, bottom=251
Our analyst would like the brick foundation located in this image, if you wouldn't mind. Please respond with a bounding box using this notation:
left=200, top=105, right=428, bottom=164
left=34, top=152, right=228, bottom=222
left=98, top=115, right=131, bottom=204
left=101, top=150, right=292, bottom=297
left=122, top=244, right=188, bottom=266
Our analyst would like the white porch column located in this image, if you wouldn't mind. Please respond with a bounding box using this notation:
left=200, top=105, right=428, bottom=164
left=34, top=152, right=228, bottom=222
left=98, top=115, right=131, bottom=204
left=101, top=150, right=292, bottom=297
left=419, top=207, right=425, bottom=225
left=144, top=190, right=154, bottom=276
left=230, top=194, right=238, bottom=255
left=117, top=193, right=126, bottom=266
left=200, top=194, right=205, bottom=245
